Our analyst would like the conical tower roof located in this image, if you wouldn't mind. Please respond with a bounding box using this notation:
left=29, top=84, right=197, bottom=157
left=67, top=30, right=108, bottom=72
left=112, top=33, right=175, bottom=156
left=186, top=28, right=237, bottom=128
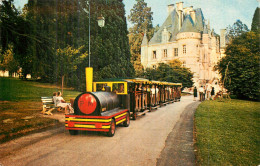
left=141, top=33, right=148, bottom=46
left=180, top=15, right=200, bottom=33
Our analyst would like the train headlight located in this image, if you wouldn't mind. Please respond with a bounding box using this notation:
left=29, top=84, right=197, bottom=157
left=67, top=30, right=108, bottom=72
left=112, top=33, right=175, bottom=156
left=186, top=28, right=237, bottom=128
left=78, top=93, right=97, bottom=114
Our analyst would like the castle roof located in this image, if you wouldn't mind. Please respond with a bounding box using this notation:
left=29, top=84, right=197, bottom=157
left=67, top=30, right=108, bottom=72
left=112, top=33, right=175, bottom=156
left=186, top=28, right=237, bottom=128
left=180, top=15, right=199, bottom=33
left=148, top=7, right=206, bottom=45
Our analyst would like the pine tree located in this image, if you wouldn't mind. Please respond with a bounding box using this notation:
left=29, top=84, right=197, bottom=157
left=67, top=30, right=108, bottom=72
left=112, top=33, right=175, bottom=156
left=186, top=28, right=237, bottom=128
left=87, top=0, right=135, bottom=81
left=2, top=0, right=134, bottom=90
left=128, top=0, right=153, bottom=74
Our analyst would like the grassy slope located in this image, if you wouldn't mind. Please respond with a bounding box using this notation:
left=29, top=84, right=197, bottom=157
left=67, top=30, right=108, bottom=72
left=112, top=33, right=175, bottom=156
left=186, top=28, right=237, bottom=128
left=0, top=77, right=81, bottom=101
left=0, top=77, right=82, bottom=142
left=194, top=99, right=260, bottom=165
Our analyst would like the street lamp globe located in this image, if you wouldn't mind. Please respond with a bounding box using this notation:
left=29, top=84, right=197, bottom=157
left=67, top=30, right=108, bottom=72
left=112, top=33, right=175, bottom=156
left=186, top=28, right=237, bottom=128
left=97, top=15, right=105, bottom=27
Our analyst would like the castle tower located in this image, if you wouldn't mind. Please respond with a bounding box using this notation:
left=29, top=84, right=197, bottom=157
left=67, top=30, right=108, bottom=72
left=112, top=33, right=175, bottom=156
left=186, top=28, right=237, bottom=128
left=141, top=33, right=149, bottom=68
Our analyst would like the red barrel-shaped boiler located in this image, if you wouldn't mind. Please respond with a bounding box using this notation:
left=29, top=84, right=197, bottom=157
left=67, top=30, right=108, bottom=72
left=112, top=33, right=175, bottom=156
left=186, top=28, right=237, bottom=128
left=73, top=92, right=119, bottom=116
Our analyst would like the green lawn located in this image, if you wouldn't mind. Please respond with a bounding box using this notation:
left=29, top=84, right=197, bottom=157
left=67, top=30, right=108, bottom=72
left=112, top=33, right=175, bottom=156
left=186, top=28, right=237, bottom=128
left=0, top=77, right=82, bottom=101
left=194, top=99, right=260, bottom=165
left=0, top=77, right=82, bottom=143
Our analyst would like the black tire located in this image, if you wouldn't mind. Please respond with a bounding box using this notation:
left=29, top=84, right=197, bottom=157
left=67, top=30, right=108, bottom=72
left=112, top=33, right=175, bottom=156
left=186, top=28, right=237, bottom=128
left=107, top=119, right=116, bottom=137
left=69, top=130, right=78, bottom=135
left=123, top=112, right=130, bottom=127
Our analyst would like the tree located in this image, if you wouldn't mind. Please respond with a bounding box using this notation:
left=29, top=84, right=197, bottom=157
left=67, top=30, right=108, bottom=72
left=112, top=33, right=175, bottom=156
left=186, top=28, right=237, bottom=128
left=1, top=0, right=134, bottom=90
left=0, top=45, right=20, bottom=74
left=141, top=60, right=194, bottom=88
left=251, top=7, right=260, bottom=33
left=56, top=46, right=87, bottom=92
left=0, top=0, right=34, bottom=78
left=226, top=19, right=249, bottom=42
left=216, top=31, right=260, bottom=100
left=87, top=0, right=135, bottom=82
left=128, top=0, right=153, bottom=73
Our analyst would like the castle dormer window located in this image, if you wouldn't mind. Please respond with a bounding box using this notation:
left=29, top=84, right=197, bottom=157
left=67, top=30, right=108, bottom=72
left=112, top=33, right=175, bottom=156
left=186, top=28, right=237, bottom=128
left=162, top=27, right=170, bottom=43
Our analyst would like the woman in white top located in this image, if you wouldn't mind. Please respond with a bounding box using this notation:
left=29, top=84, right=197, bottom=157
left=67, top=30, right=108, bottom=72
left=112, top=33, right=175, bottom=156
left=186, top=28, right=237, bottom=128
left=56, top=91, right=74, bottom=114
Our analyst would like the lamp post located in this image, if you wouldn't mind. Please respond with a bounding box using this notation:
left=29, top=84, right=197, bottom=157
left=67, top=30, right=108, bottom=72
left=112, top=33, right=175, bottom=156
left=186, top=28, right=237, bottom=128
left=97, top=15, right=105, bottom=28
left=87, top=1, right=91, bottom=67
left=85, top=1, right=105, bottom=92
left=85, top=1, right=105, bottom=67
left=97, top=14, right=105, bottom=61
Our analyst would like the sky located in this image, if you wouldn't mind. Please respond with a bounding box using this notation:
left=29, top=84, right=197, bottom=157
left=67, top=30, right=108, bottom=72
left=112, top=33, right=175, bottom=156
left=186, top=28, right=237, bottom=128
left=14, top=0, right=259, bottom=34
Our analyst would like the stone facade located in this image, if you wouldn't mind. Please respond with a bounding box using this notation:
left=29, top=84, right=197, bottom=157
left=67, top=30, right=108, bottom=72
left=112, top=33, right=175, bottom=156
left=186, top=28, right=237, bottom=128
left=141, top=2, right=226, bottom=90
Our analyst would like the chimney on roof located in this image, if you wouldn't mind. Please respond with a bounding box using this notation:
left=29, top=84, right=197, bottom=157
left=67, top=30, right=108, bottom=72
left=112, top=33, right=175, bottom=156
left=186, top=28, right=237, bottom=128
left=190, top=10, right=196, bottom=23
left=178, top=10, right=183, bottom=30
left=176, top=2, right=184, bottom=31
left=168, top=4, right=175, bottom=15
left=183, top=6, right=193, bottom=15
left=176, top=2, right=183, bottom=11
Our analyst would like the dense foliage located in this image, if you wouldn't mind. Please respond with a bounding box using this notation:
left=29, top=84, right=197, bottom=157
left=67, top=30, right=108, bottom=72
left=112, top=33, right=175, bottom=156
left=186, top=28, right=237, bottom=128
left=141, top=60, right=194, bottom=88
left=0, top=0, right=33, bottom=77
left=128, top=0, right=154, bottom=74
left=0, top=0, right=134, bottom=90
left=216, top=31, right=260, bottom=100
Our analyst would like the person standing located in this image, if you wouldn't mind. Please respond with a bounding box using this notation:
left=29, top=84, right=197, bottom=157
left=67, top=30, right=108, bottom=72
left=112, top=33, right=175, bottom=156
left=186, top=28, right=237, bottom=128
left=199, top=86, right=204, bottom=101
left=193, top=87, right=197, bottom=101
left=211, top=87, right=215, bottom=100
left=206, top=85, right=212, bottom=100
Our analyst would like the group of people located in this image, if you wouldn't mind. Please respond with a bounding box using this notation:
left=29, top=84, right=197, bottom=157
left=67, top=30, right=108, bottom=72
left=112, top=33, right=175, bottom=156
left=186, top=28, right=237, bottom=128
left=193, top=85, right=215, bottom=101
left=52, top=91, right=74, bottom=114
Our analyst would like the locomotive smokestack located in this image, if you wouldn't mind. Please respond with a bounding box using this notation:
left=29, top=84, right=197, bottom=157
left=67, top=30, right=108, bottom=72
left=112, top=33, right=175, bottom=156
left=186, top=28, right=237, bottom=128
left=86, top=67, right=93, bottom=92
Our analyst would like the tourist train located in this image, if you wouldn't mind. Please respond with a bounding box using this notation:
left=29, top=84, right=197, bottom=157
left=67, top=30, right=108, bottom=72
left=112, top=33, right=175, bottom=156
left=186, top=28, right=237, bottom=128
left=65, top=67, right=182, bottom=137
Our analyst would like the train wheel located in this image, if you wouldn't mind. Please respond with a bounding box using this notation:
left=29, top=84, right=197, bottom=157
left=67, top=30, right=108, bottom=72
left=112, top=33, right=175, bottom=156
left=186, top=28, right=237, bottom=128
left=107, top=119, right=116, bottom=137
left=69, top=130, right=78, bottom=135
left=123, top=112, right=130, bottom=127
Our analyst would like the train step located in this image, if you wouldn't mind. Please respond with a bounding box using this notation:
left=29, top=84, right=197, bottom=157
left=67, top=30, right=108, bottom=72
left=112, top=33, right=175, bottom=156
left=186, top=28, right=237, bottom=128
left=137, top=109, right=150, bottom=116
left=151, top=106, right=159, bottom=110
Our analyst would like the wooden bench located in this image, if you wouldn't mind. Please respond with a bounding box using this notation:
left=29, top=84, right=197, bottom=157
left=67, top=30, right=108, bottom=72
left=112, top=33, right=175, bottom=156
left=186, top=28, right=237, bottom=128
left=41, top=97, right=61, bottom=115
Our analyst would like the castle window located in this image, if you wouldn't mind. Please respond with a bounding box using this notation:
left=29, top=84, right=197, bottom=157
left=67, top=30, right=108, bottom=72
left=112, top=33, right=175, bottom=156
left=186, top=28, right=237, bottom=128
left=163, top=49, right=167, bottom=58
left=153, top=51, right=157, bottom=59
left=174, top=48, right=178, bottom=57
left=183, top=45, right=186, bottom=54
left=153, top=65, right=156, bottom=69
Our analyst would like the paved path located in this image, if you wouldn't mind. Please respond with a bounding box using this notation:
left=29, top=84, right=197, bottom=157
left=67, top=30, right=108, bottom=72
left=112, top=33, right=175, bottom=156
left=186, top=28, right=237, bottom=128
left=157, top=101, right=200, bottom=166
left=0, top=96, right=199, bottom=166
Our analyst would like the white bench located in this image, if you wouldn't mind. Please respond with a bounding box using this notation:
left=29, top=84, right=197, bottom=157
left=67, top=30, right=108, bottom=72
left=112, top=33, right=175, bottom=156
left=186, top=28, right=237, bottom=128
left=41, top=97, right=60, bottom=115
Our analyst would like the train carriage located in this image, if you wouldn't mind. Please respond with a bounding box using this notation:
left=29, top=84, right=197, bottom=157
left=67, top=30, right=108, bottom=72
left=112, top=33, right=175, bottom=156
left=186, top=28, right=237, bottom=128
left=65, top=67, right=182, bottom=137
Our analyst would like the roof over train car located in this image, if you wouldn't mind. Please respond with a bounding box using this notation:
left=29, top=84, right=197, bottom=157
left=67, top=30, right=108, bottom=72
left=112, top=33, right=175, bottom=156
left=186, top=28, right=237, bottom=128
left=94, top=78, right=182, bottom=86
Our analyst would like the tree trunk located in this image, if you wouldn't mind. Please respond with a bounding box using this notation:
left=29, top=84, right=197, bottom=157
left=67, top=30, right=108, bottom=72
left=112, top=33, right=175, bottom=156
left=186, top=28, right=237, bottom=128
left=62, top=75, right=64, bottom=95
